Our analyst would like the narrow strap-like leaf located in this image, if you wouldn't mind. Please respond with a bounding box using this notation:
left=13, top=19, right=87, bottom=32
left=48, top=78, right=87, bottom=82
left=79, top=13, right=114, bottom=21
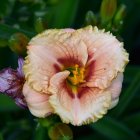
left=90, top=117, right=139, bottom=140
left=111, top=72, right=140, bottom=117
left=124, top=113, right=140, bottom=132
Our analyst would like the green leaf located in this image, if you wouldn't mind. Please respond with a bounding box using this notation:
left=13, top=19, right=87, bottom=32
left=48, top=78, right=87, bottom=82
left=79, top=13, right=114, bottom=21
left=0, top=132, right=3, bottom=140
left=78, top=133, right=105, bottom=140
left=120, top=91, right=140, bottom=115
left=124, top=66, right=140, bottom=83
left=0, top=94, right=19, bottom=112
left=0, top=39, right=8, bottom=47
left=46, top=0, right=80, bottom=28
left=125, top=66, right=140, bottom=75
left=90, top=117, right=139, bottom=140
left=34, top=125, right=48, bottom=140
left=124, top=113, right=140, bottom=132
left=111, top=72, right=140, bottom=117
left=6, top=119, right=31, bottom=131
left=38, top=115, right=60, bottom=128
left=19, top=0, right=34, bottom=3
left=0, top=24, right=35, bottom=41
left=0, top=0, right=14, bottom=18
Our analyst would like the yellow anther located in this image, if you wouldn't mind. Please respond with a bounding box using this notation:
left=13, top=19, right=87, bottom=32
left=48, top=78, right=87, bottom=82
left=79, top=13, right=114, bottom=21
left=72, top=70, right=77, bottom=84
left=75, top=64, right=79, bottom=70
left=79, top=68, right=85, bottom=82
left=73, top=70, right=78, bottom=75
left=67, top=64, right=85, bottom=86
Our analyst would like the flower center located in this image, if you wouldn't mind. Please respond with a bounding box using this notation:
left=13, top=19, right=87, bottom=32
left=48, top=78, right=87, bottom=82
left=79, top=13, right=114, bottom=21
left=66, top=64, right=85, bottom=86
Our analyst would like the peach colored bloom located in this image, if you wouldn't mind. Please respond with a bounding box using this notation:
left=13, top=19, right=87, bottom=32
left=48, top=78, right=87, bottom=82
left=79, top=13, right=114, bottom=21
left=23, top=26, right=129, bottom=125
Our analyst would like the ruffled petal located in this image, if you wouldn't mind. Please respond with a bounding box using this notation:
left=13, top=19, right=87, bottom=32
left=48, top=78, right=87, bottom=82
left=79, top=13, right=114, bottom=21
left=24, top=29, right=88, bottom=93
left=48, top=71, right=111, bottom=125
left=23, top=82, right=53, bottom=117
left=77, top=26, right=129, bottom=89
left=107, top=73, right=123, bottom=109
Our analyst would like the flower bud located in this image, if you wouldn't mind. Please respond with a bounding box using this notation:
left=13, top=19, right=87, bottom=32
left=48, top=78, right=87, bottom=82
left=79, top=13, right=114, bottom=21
left=85, top=11, right=97, bottom=26
left=114, top=4, right=126, bottom=26
left=100, top=0, right=117, bottom=24
left=34, top=18, right=45, bottom=33
left=8, top=33, right=29, bottom=56
left=48, top=123, right=73, bottom=140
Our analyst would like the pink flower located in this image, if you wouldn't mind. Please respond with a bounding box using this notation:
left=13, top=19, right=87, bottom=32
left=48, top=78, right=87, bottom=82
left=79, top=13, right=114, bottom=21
left=23, top=26, right=129, bottom=125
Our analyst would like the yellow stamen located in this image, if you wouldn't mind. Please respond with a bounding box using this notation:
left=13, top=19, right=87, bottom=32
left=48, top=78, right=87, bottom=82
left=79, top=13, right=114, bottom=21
left=67, top=64, right=85, bottom=86
left=73, top=70, right=78, bottom=85
left=79, top=68, right=85, bottom=82
left=75, top=64, right=79, bottom=71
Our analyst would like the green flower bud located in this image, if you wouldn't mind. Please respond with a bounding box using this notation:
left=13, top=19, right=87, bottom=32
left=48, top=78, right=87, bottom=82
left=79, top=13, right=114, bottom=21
left=85, top=11, right=97, bottom=26
left=114, top=4, right=126, bottom=26
left=8, top=33, right=29, bottom=56
left=34, top=17, right=45, bottom=33
left=100, top=0, right=117, bottom=24
left=48, top=123, right=73, bottom=140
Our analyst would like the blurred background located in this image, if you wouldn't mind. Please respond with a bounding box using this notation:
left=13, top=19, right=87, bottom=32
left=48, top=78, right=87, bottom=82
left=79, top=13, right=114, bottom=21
left=0, top=0, right=140, bottom=140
